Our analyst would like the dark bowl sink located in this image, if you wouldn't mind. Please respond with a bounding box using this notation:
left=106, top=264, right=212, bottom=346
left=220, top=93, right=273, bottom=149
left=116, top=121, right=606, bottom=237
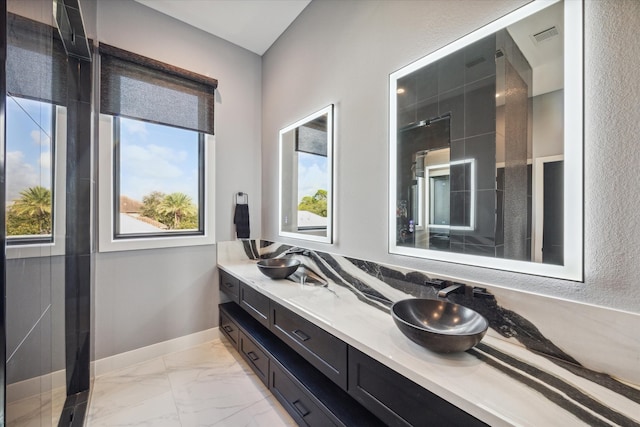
left=391, top=299, right=489, bottom=353
left=257, top=258, right=301, bottom=280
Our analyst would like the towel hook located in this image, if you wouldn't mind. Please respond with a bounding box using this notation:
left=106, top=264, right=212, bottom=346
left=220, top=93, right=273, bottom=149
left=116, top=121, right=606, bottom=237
left=236, top=192, right=248, bottom=204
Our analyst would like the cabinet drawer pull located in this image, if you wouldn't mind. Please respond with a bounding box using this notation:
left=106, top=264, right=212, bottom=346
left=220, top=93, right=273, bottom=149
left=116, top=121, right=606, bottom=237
left=224, top=281, right=234, bottom=288
left=223, top=325, right=234, bottom=333
left=247, top=351, right=259, bottom=361
left=292, top=399, right=310, bottom=417
left=292, top=329, right=310, bottom=342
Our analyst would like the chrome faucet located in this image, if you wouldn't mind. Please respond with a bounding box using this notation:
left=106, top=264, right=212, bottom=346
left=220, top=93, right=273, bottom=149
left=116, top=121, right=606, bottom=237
left=437, top=283, right=464, bottom=298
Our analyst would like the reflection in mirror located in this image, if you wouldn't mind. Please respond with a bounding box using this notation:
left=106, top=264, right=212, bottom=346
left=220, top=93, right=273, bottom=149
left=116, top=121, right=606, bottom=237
left=279, top=105, right=333, bottom=243
left=389, top=0, right=582, bottom=280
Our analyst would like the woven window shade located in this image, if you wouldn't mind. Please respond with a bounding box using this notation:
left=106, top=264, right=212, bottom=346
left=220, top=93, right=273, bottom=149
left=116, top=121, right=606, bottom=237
left=100, top=44, right=217, bottom=134
left=7, top=13, right=68, bottom=106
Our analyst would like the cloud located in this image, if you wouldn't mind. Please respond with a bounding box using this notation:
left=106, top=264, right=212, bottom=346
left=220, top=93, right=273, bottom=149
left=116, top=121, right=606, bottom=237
left=6, top=151, right=51, bottom=201
left=297, top=155, right=328, bottom=202
left=122, top=119, right=149, bottom=137
left=39, top=151, right=51, bottom=170
left=120, top=143, right=196, bottom=201
left=30, top=129, right=51, bottom=148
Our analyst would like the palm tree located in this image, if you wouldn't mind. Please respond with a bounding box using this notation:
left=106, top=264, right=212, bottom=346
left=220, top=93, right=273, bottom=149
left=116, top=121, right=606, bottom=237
left=158, top=192, right=197, bottom=229
left=11, top=186, right=52, bottom=234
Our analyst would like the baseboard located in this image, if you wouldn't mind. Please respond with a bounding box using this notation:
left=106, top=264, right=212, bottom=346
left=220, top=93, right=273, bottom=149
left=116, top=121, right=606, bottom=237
left=93, top=327, right=220, bottom=377
left=6, top=369, right=66, bottom=403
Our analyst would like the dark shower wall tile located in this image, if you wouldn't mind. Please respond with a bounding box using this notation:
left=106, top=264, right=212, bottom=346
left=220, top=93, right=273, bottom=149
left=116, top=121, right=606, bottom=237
left=398, top=106, right=416, bottom=128
left=397, top=74, right=419, bottom=127
left=450, top=190, right=470, bottom=227
left=450, top=242, right=464, bottom=253
left=464, top=243, right=496, bottom=257
left=464, top=34, right=496, bottom=84
left=415, top=63, right=438, bottom=101
left=438, top=86, right=464, bottom=140
left=463, top=234, right=496, bottom=246
left=450, top=139, right=465, bottom=162
left=416, top=95, right=438, bottom=123
left=437, top=48, right=465, bottom=93
left=464, top=76, right=496, bottom=137
left=465, top=133, right=496, bottom=191
left=473, top=189, right=497, bottom=243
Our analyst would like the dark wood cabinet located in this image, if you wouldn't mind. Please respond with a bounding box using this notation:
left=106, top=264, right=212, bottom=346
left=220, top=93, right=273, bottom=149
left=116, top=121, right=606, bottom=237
left=270, top=362, right=337, bottom=427
left=219, top=269, right=239, bottom=302
left=270, top=301, right=347, bottom=390
left=239, top=282, right=270, bottom=327
left=219, top=308, right=239, bottom=348
left=239, top=331, right=269, bottom=386
left=219, top=302, right=383, bottom=427
left=348, top=346, right=487, bottom=427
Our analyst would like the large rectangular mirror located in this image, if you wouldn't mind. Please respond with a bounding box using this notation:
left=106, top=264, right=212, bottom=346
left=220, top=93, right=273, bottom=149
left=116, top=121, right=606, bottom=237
left=279, top=105, right=334, bottom=243
left=389, top=0, right=582, bottom=280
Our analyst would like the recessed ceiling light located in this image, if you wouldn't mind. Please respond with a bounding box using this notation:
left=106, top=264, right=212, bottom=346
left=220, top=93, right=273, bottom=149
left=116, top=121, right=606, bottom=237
left=397, top=88, right=405, bottom=94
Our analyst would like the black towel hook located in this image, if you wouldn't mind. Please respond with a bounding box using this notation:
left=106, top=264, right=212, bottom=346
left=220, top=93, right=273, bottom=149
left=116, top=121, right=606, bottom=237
left=236, top=192, right=248, bottom=204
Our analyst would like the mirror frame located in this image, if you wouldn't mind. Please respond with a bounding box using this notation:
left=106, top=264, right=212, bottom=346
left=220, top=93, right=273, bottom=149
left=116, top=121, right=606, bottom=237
left=388, top=0, right=583, bottom=281
left=279, top=105, right=334, bottom=244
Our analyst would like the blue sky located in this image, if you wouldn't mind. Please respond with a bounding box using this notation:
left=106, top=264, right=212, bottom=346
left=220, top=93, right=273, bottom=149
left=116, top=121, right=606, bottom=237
left=6, top=96, right=52, bottom=202
left=119, top=117, right=199, bottom=204
left=297, top=152, right=328, bottom=203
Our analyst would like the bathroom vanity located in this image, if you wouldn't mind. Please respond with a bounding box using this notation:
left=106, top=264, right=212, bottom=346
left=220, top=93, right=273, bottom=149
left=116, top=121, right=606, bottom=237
left=219, top=268, right=484, bottom=426
left=217, top=241, right=640, bottom=427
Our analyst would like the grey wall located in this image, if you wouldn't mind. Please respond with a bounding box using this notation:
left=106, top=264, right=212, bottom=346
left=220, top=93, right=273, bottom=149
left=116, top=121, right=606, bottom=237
left=262, top=0, right=640, bottom=313
left=94, top=0, right=262, bottom=358
left=94, top=246, right=216, bottom=359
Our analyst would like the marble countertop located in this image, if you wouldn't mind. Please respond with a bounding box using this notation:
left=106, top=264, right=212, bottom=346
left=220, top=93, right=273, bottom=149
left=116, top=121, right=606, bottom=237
left=218, top=258, right=639, bottom=427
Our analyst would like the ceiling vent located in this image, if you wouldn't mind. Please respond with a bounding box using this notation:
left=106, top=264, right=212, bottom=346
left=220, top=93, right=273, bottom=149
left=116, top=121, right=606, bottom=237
left=532, top=26, right=559, bottom=44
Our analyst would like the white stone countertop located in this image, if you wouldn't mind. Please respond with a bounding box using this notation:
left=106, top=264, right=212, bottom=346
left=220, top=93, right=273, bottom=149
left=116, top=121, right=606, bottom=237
left=218, top=258, right=640, bottom=427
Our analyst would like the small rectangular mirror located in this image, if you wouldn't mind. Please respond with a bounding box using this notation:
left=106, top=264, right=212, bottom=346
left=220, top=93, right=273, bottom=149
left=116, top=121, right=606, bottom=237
left=279, top=105, right=334, bottom=243
left=389, top=0, right=582, bottom=280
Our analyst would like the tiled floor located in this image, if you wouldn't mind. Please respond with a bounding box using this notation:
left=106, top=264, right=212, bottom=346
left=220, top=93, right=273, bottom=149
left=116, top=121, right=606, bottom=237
left=86, top=339, right=296, bottom=426
left=6, top=386, right=65, bottom=427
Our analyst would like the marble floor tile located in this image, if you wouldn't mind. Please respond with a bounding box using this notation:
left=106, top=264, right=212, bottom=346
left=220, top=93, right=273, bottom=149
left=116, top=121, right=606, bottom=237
left=87, top=339, right=295, bottom=427
left=6, top=386, right=65, bottom=427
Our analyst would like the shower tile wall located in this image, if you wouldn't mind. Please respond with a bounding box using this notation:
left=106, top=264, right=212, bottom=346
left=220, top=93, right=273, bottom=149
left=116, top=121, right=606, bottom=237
left=397, top=34, right=498, bottom=254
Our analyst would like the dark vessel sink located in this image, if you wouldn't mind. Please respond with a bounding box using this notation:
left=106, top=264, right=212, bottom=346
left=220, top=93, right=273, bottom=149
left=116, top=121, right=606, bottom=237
left=391, top=299, right=489, bottom=353
left=256, top=258, right=301, bottom=280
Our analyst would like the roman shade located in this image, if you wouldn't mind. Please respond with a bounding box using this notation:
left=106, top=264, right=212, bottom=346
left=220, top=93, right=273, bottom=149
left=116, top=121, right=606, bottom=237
left=6, top=13, right=68, bottom=106
left=99, top=43, right=218, bottom=134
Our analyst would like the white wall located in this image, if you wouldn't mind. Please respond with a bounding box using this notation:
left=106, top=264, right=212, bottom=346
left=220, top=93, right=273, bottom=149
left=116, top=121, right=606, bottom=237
left=262, top=0, right=640, bottom=313
left=94, top=0, right=262, bottom=358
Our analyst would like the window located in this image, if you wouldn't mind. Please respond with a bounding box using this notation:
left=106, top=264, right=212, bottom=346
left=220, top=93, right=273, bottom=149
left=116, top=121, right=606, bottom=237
left=5, top=13, right=68, bottom=258
left=98, top=44, right=217, bottom=252
left=114, top=117, right=204, bottom=237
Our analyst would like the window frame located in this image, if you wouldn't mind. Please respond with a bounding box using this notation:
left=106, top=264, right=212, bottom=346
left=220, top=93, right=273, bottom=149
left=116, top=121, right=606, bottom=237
left=6, top=103, right=67, bottom=259
left=98, top=114, right=215, bottom=252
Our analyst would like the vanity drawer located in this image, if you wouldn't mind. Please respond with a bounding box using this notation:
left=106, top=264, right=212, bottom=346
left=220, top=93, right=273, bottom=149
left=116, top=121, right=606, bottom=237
left=219, top=309, right=239, bottom=348
left=270, top=302, right=347, bottom=390
left=239, top=331, right=269, bottom=386
left=348, top=347, right=486, bottom=427
left=219, top=270, right=239, bottom=302
left=270, top=361, right=337, bottom=427
left=239, top=282, right=270, bottom=327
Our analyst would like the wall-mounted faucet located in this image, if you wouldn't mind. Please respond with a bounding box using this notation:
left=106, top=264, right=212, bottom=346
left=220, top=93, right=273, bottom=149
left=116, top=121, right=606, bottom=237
left=437, top=283, right=465, bottom=298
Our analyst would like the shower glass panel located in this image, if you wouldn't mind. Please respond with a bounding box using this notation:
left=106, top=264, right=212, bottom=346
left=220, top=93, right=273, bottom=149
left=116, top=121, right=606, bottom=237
left=5, top=0, right=66, bottom=424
